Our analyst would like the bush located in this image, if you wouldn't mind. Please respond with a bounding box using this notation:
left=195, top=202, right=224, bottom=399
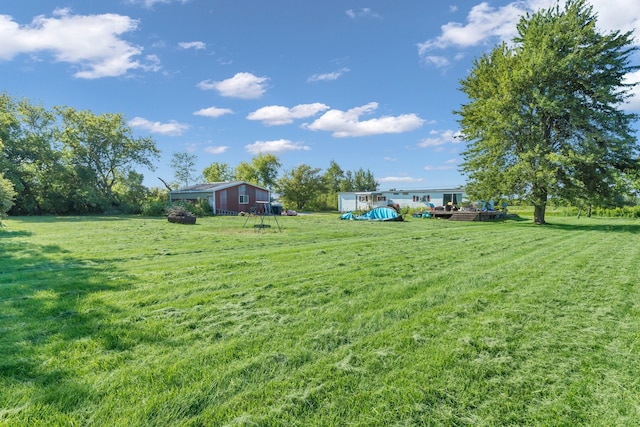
left=141, top=200, right=167, bottom=216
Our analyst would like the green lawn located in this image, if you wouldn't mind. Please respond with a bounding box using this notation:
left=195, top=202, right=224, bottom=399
left=1, top=214, right=639, bottom=426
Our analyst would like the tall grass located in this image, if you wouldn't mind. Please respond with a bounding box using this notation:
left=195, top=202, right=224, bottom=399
left=1, top=214, right=639, bottom=426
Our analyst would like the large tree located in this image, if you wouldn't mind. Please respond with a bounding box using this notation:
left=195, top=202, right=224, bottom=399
left=457, top=0, right=639, bottom=224
left=353, top=167, right=378, bottom=192
left=235, top=153, right=281, bottom=188
left=277, top=164, right=325, bottom=211
left=56, top=107, right=160, bottom=211
left=170, top=151, right=198, bottom=188
left=0, top=94, right=65, bottom=214
left=202, top=161, right=234, bottom=182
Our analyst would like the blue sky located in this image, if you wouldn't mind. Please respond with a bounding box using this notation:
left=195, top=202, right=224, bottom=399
left=2, top=0, right=639, bottom=190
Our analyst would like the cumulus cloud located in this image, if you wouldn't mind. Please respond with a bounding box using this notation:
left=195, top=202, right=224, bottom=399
left=128, top=117, right=189, bottom=136
left=247, top=103, right=329, bottom=126
left=204, top=145, right=228, bottom=154
left=178, top=41, right=206, bottom=50
left=0, top=9, right=147, bottom=78
left=418, top=1, right=524, bottom=56
left=245, top=139, right=311, bottom=155
left=197, top=72, right=269, bottom=99
left=418, top=130, right=462, bottom=148
left=193, top=106, right=233, bottom=118
left=304, top=102, right=424, bottom=137
left=418, top=0, right=640, bottom=68
left=308, top=68, right=350, bottom=82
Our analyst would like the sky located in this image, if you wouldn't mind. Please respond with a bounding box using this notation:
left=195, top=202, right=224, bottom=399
left=2, top=0, right=640, bottom=190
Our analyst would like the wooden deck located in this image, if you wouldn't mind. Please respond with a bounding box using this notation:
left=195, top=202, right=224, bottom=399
left=425, top=210, right=506, bottom=221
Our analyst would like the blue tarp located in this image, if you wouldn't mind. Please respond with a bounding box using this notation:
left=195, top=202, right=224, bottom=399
left=340, top=206, right=403, bottom=221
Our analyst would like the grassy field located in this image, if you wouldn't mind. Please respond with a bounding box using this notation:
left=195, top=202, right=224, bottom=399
left=1, top=213, right=639, bottom=426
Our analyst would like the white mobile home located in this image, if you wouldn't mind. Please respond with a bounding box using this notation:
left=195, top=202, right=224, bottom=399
left=338, top=187, right=465, bottom=212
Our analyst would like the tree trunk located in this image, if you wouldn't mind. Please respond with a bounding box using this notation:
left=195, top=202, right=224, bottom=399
left=533, top=203, right=546, bottom=224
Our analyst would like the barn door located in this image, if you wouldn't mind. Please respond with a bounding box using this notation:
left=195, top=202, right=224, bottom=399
left=219, top=190, right=227, bottom=210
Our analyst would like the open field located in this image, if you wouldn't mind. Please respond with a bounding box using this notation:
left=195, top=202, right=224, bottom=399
left=1, top=214, right=640, bottom=426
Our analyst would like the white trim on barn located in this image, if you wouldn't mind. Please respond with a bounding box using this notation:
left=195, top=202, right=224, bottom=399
left=338, top=187, right=466, bottom=212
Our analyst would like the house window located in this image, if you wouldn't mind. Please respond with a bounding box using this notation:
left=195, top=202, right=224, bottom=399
left=239, top=194, right=249, bottom=204
left=377, top=196, right=386, bottom=202
left=358, top=195, right=369, bottom=202
left=413, top=196, right=419, bottom=202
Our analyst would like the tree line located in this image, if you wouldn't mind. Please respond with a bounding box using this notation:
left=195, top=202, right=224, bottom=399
left=0, top=92, right=378, bottom=216
left=0, top=93, right=159, bottom=216
left=171, top=151, right=378, bottom=211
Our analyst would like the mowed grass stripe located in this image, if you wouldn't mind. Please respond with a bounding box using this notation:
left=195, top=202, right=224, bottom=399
left=1, top=215, right=640, bottom=426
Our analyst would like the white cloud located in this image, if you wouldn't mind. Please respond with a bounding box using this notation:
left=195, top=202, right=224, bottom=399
left=247, top=103, right=329, bottom=125
left=204, top=145, right=228, bottom=154
left=0, top=9, right=146, bottom=78
left=308, top=68, right=350, bottom=82
left=245, top=139, right=311, bottom=155
left=193, top=106, right=233, bottom=118
left=128, top=0, right=190, bottom=8
left=178, top=41, right=206, bottom=50
left=418, top=129, right=462, bottom=148
left=424, top=158, right=459, bottom=171
left=418, top=1, right=524, bottom=56
left=346, top=8, right=381, bottom=20
left=197, top=72, right=268, bottom=99
left=419, top=0, right=640, bottom=67
left=423, top=55, right=451, bottom=68
left=384, top=156, right=397, bottom=162
left=623, top=70, right=640, bottom=111
left=128, top=117, right=189, bottom=136
left=378, top=176, right=424, bottom=184
left=304, top=102, right=424, bottom=137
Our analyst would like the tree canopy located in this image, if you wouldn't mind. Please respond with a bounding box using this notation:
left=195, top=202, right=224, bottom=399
left=202, top=162, right=234, bottom=183
left=277, top=164, right=325, bottom=211
left=234, top=153, right=282, bottom=188
left=457, top=0, right=639, bottom=224
left=1, top=94, right=160, bottom=215
left=170, top=151, right=198, bottom=189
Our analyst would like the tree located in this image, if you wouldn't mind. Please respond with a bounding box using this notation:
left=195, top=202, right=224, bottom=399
left=0, top=93, right=63, bottom=214
left=235, top=153, right=281, bottom=188
left=170, top=151, right=198, bottom=188
left=0, top=174, right=16, bottom=226
left=353, top=167, right=378, bottom=191
left=202, top=162, right=234, bottom=182
left=318, top=160, right=346, bottom=209
left=277, top=164, right=325, bottom=211
left=323, top=160, right=345, bottom=193
left=457, top=0, right=639, bottom=224
left=0, top=140, right=17, bottom=225
left=57, top=107, right=160, bottom=211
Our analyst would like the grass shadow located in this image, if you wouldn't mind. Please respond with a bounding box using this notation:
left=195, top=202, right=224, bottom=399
left=0, top=236, right=136, bottom=414
left=544, top=220, right=640, bottom=234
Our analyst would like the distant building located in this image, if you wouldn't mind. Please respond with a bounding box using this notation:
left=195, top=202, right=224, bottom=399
left=338, top=187, right=466, bottom=212
left=170, top=181, right=270, bottom=215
